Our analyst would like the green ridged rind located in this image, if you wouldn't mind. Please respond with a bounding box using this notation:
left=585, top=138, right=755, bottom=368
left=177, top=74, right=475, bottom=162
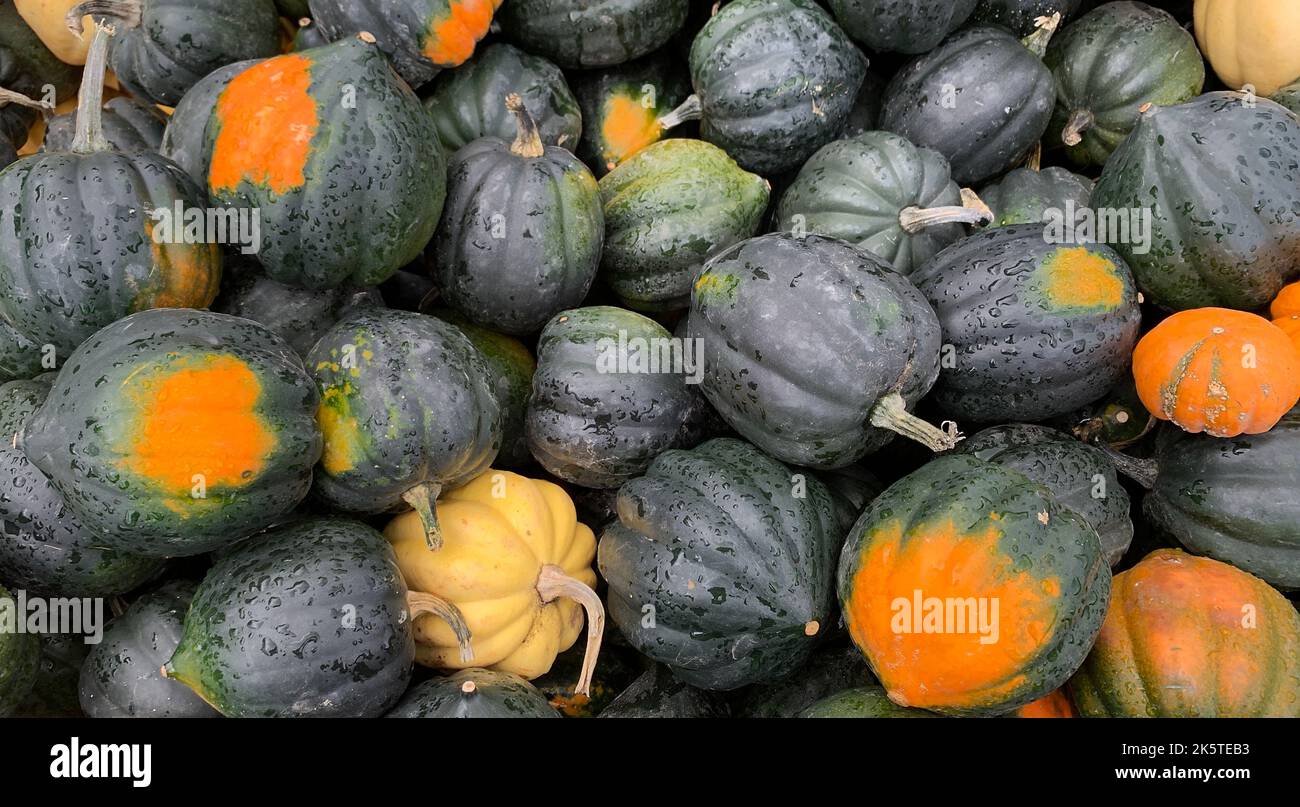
left=969, top=0, right=1082, bottom=35
left=598, top=664, right=729, bottom=717
left=0, top=583, right=41, bottom=717
left=42, top=96, right=167, bottom=154
left=386, top=669, right=560, bottom=718
left=978, top=166, right=1094, bottom=227
left=800, top=685, right=939, bottom=717
left=160, top=59, right=259, bottom=187
left=827, top=0, right=977, bottom=54
left=499, top=0, right=689, bottom=69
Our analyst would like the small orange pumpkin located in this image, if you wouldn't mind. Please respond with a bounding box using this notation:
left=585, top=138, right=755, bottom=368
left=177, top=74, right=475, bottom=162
left=1132, top=308, right=1300, bottom=437
left=1013, top=689, right=1076, bottom=718
left=1270, top=280, right=1300, bottom=319
left=1274, top=314, right=1300, bottom=353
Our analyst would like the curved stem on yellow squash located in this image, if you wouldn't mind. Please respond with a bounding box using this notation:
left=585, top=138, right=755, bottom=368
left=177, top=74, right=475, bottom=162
left=65, top=0, right=141, bottom=34
left=407, top=591, right=474, bottom=663
left=535, top=565, right=604, bottom=697
left=0, top=87, right=52, bottom=112
left=401, top=481, right=443, bottom=551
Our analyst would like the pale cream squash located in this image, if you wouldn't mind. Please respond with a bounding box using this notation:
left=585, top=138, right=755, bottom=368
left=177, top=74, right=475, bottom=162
left=1194, top=0, right=1300, bottom=96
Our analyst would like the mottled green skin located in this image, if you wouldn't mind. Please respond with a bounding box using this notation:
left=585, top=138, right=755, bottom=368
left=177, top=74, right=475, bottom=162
left=959, top=423, right=1133, bottom=567
left=14, top=633, right=89, bottom=717
left=827, top=0, right=976, bottom=54
left=110, top=0, right=281, bottom=106
left=690, top=0, right=866, bottom=175
left=499, top=0, right=689, bottom=69
left=387, top=669, right=559, bottom=718
left=0, top=378, right=161, bottom=596
left=527, top=306, right=700, bottom=489
left=880, top=26, right=1055, bottom=185
left=0, top=2, right=81, bottom=156
left=599, top=664, right=729, bottom=717
left=160, top=59, right=257, bottom=187
left=308, top=308, right=500, bottom=517
left=432, top=129, right=602, bottom=335
left=167, top=518, right=412, bottom=717
left=800, top=686, right=938, bottom=717
left=837, top=454, right=1111, bottom=716
left=776, top=132, right=968, bottom=276
left=970, top=0, right=1081, bottom=35
left=912, top=225, right=1141, bottom=423
left=1045, top=2, right=1204, bottom=168
left=1275, top=82, right=1300, bottom=116
left=206, top=38, right=446, bottom=289
left=80, top=581, right=219, bottom=718
left=599, top=438, right=841, bottom=690
left=0, top=320, right=43, bottom=384
left=0, top=583, right=41, bottom=717
left=1144, top=408, right=1300, bottom=591
left=22, top=309, right=323, bottom=558
left=688, top=233, right=942, bottom=469
left=424, top=44, right=582, bottom=152
left=735, top=644, right=874, bottom=717
left=600, top=139, right=769, bottom=311
left=978, top=167, right=1094, bottom=227
left=1091, top=93, right=1300, bottom=311
left=43, top=96, right=167, bottom=154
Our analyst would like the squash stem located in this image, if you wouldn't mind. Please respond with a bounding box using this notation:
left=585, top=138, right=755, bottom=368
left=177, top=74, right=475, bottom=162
left=70, top=22, right=115, bottom=154
left=1096, top=446, right=1158, bottom=490
left=1021, top=12, right=1061, bottom=59
left=401, top=482, right=443, bottom=551
left=505, top=93, right=545, bottom=158
left=899, top=189, right=992, bottom=233
left=407, top=591, right=475, bottom=663
left=65, top=0, right=141, bottom=33
left=535, top=565, right=604, bottom=697
left=1061, top=109, right=1094, bottom=147
left=658, top=94, right=702, bottom=131
left=1024, top=141, right=1042, bottom=171
left=0, top=87, right=53, bottom=112
left=868, top=392, right=964, bottom=452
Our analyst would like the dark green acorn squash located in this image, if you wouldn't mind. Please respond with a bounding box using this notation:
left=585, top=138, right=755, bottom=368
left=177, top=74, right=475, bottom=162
left=527, top=306, right=703, bottom=489
left=308, top=308, right=500, bottom=548
left=79, top=580, right=220, bottom=718
left=498, top=0, right=689, bottom=69
left=0, top=320, right=42, bottom=382
left=598, top=437, right=842, bottom=690
left=688, top=0, right=867, bottom=175
left=386, top=669, right=560, bottom=718
left=432, top=95, right=602, bottom=335
left=1275, top=81, right=1300, bottom=116
left=811, top=465, right=885, bottom=538
left=911, top=224, right=1141, bottom=423
left=0, top=583, right=40, bottom=717
left=0, top=378, right=162, bottom=597
left=735, top=644, right=875, bottom=718
left=688, top=233, right=954, bottom=469
left=598, top=664, right=729, bottom=718
left=978, top=166, right=1093, bottom=227
left=775, top=131, right=990, bottom=276
left=291, top=16, right=328, bottom=51
left=22, top=308, right=323, bottom=558
left=158, top=58, right=258, bottom=186
left=1091, top=93, right=1300, bottom=311
left=800, top=686, right=939, bottom=717
left=424, top=43, right=581, bottom=152
left=599, top=138, right=769, bottom=311
left=14, top=633, right=90, bottom=717
left=826, top=0, right=977, bottom=54
left=42, top=95, right=165, bottom=154
left=880, top=21, right=1058, bottom=185
left=971, top=0, right=1082, bottom=35
left=164, top=518, right=415, bottom=717
left=1045, top=2, right=1205, bottom=168
left=836, top=70, right=887, bottom=140
left=1052, top=375, right=1155, bottom=449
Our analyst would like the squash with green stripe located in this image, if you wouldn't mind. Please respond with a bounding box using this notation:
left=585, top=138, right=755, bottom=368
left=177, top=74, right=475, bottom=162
left=800, top=686, right=939, bottom=718
left=498, top=0, right=689, bottom=69
left=386, top=670, right=560, bottom=718
left=0, top=583, right=41, bottom=717
left=978, top=166, right=1093, bottom=227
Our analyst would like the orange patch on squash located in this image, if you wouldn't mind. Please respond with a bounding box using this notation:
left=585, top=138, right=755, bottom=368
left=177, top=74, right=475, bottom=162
left=209, top=54, right=318, bottom=196
left=142, top=219, right=221, bottom=311
left=422, top=0, right=500, bottom=66
left=1015, top=689, right=1076, bottom=718
left=601, top=95, right=661, bottom=170
left=1037, top=247, right=1124, bottom=311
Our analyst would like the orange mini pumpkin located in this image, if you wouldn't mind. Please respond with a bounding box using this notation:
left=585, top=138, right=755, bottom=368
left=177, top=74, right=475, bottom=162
left=1132, top=308, right=1300, bottom=436
left=1274, top=314, right=1300, bottom=352
left=1270, top=280, right=1300, bottom=320
left=1013, top=689, right=1076, bottom=718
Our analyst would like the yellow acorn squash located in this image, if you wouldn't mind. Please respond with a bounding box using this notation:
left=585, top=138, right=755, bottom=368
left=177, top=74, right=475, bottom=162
left=14, top=0, right=93, bottom=65
left=1194, top=0, right=1300, bottom=96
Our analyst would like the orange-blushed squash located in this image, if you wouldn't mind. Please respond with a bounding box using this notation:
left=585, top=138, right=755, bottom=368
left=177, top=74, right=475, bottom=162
left=1271, top=281, right=1300, bottom=320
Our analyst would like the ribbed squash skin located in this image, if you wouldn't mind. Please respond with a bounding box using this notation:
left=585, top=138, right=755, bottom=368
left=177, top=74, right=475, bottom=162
left=800, top=686, right=939, bottom=717
left=79, top=581, right=219, bottom=718
left=1070, top=549, right=1300, bottom=717
left=599, top=438, right=842, bottom=691
left=1194, top=0, right=1300, bottom=97
left=386, top=670, right=560, bottom=718
left=979, top=166, right=1093, bottom=227
left=599, top=664, right=729, bottom=718
left=881, top=26, right=1055, bottom=185
left=308, top=308, right=500, bottom=518
left=912, top=225, right=1141, bottom=423
left=0, top=583, right=41, bottom=717
left=837, top=454, right=1111, bottom=716
left=689, top=0, right=867, bottom=175
left=204, top=38, right=445, bottom=289
left=498, top=0, right=688, bottom=69
left=42, top=96, right=165, bottom=153
left=775, top=132, right=969, bottom=275
left=971, top=0, right=1081, bottom=34
left=1046, top=2, right=1204, bottom=168
left=22, top=309, right=322, bottom=558
left=0, top=320, right=41, bottom=382
left=600, top=139, right=769, bottom=311
left=1091, top=93, right=1300, bottom=311
left=827, top=0, right=976, bottom=54
left=423, top=43, right=581, bottom=152
left=159, top=58, right=258, bottom=187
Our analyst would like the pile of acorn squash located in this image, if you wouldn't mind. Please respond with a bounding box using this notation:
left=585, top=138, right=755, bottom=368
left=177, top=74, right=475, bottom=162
left=0, top=0, right=1298, bottom=719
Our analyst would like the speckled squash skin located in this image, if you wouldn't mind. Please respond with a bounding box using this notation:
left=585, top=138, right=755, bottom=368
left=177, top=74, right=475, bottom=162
left=599, top=139, right=769, bottom=311
left=424, top=43, right=582, bottom=152
left=1091, top=93, right=1300, bottom=311
left=204, top=37, right=446, bottom=289
left=912, top=224, right=1141, bottom=423
left=1045, top=2, right=1204, bottom=168
left=598, top=664, right=729, bottom=718
left=827, top=0, right=977, bottom=54
left=21, top=309, right=323, bottom=558
left=735, top=644, right=875, bottom=717
left=308, top=308, right=501, bottom=519
left=164, top=518, right=414, bottom=717
left=688, top=233, right=943, bottom=469
left=775, top=132, right=971, bottom=276
left=598, top=438, right=842, bottom=690
left=527, top=306, right=701, bottom=489
left=1275, top=82, right=1300, bottom=116
left=978, top=166, right=1094, bottom=227
left=42, top=96, right=166, bottom=154
left=386, top=669, right=560, bottom=718
left=159, top=59, right=257, bottom=187
left=105, top=0, right=281, bottom=106
left=958, top=423, right=1133, bottom=567
left=498, top=0, right=688, bottom=69
left=0, top=378, right=161, bottom=597
left=837, top=454, right=1111, bottom=716
left=800, top=686, right=939, bottom=717
left=79, top=580, right=220, bottom=718
left=0, top=583, right=41, bottom=717
left=0, top=321, right=42, bottom=382
left=689, top=0, right=867, bottom=174
left=880, top=26, right=1055, bottom=185
left=971, top=0, right=1081, bottom=35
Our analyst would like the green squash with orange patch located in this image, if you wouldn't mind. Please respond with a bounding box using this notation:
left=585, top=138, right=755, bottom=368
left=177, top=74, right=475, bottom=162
left=837, top=453, right=1111, bottom=716
left=911, top=225, right=1141, bottom=423
left=498, top=0, right=689, bottom=69
left=21, top=309, right=323, bottom=558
